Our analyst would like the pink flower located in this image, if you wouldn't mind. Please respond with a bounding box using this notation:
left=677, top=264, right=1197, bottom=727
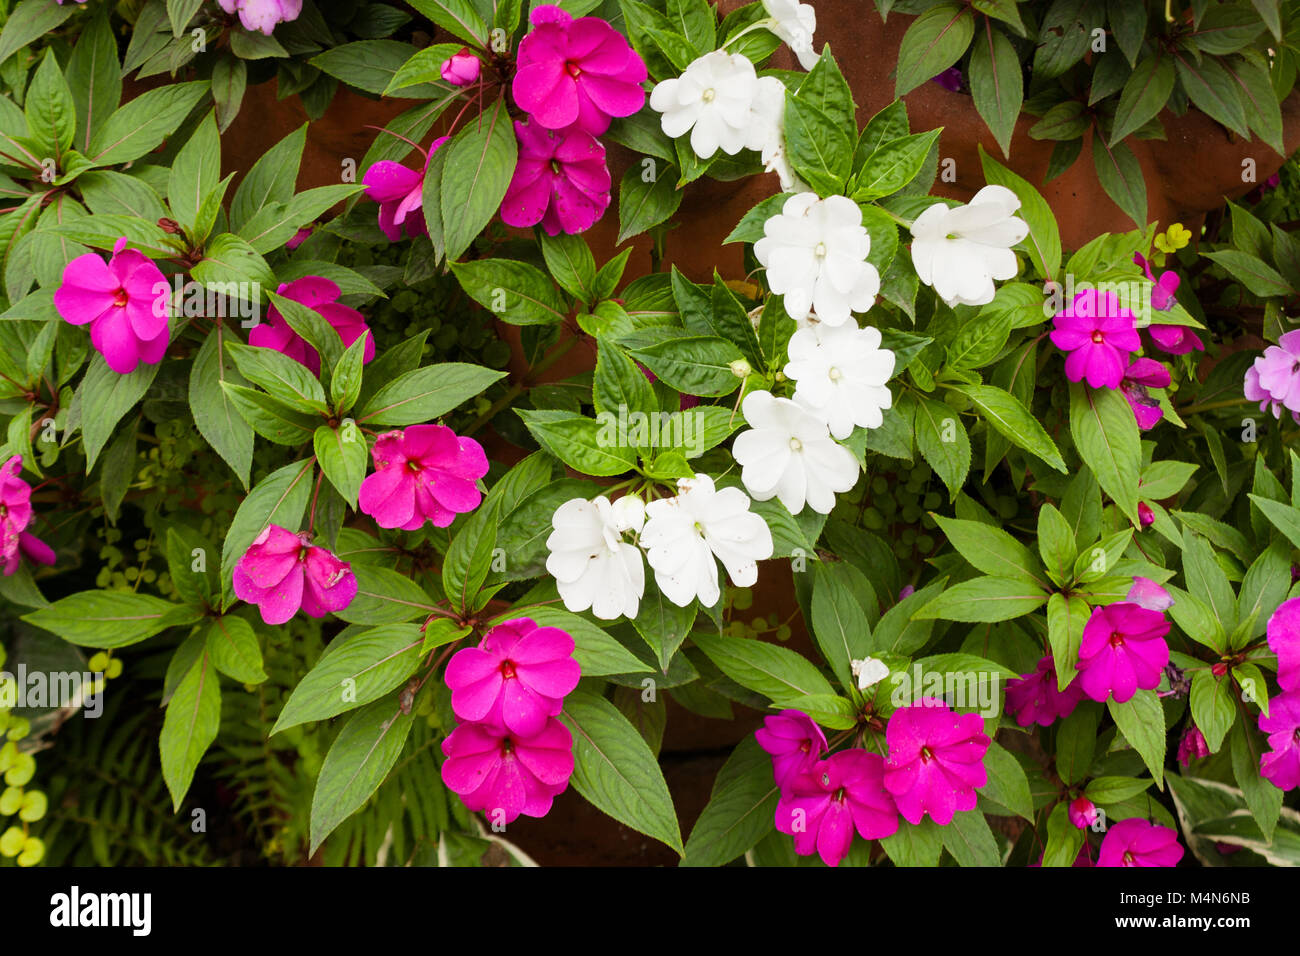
left=1004, top=656, right=1082, bottom=728
left=1068, top=795, right=1098, bottom=829
left=1177, top=726, right=1210, bottom=766
left=1121, top=358, right=1170, bottom=430
left=217, top=0, right=302, bottom=35
left=443, top=617, right=582, bottom=737
left=1244, top=331, right=1300, bottom=420
left=249, top=277, right=375, bottom=376
left=1259, top=690, right=1300, bottom=790
left=286, top=226, right=312, bottom=251
left=441, top=48, right=481, bottom=86
left=1049, top=290, right=1141, bottom=389
left=883, top=699, right=990, bottom=826
left=440, top=717, right=574, bottom=823
left=358, top=425, right=488, bottom=530
left=1097, top=819, right=1184, bottom=867
left=1149, top=325, right=1203, bottom=354
left=1076, top=602, right=1170, bottom=703
left=232, top=525, right=357, bottom=625
left=501, top=121, right=611, bottom=236
left=362, top=137, right=447, bottom=242
left=755, top=709, right=828, bottom=788
left=774, top=750, right=898, bottom=866
left=54, top=237, right=169, bottom=375
left=512, top=5, right=647, bottom=135
left=0, top=456, right=54, bottom=577
left=1127, top=576, right=1173, bottom=612
left=1138, top=501, right=1155, bottom=527
left=1267, top=596, right=1300, bottom=692
left=1133, top=252, right=1185, bottom=315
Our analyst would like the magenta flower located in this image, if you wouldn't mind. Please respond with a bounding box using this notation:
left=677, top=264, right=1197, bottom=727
left=1267, top=596, right=1300, bottom=692
left=444, top=617, right=582, bottom=738
left=1177, top=726, right=1210, bottom=767
left=217, top=0, right=301, bottom=35
left=440, top=717, right=574, bottom=823
left=357, top=425, right=488, bottom=531
left=774, top=750, right=898, bottom=866
left=1148, top=325, right=1203, bottom=354
left=1120, top=358, right=1171, bottom=431
left=1127, top=576, right=1173, bottom=612
left=1068, top=795, right=1098, bottom=829
left=441, top=48, right=481, bottom=86
left=361, top=137, right=447, bottom=242
left=1097, top=819, right=1184, bottom=867
left=54, top=237, right=169, bottom=375
left=501, top=121, right=611, bottom=236
left=883, top=699, right=990, bottom=826
left=0, top=456, right=54, bottom=577
left=931, top=67, right=963, bottom=92
left=1049, top=290, right=1141, bottom=389
left=231, top=525, right=357, bottom=625
left=1076, top=602, right=1170, bottom=703
left=286, top=226, right=312, bottom=251
left=1004, top=656, right=1082, bottom=728
left=1138, top=501, right=1155, bottom=527
left=1244, top=331, right=1300, bottom=420
left=249, top=277, right=375, bottom=376
left=755, top=709, right=828, bottom=788
left=512, top=5, right=647, bottom=135
left=1133, top=251, right=1185, bottom=316
left=1259, top=690, right=1300, bottom=790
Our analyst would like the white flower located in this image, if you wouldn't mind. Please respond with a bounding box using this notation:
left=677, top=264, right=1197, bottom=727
left=640, top=474, right=774, bottom=608
left=545, top=495, right=646, bottom=620
left=732, top=390, right=860, bottom=515
left=650, top=51, right=765, bottom=160
left=909, top=184, right=1029, bottom=307
left=762, top=0, right=818, bottom=70
left=784, top=322, right=896, bottom=439
left=851, top=657, right=890, bottom=691
left=748, top=75, right=800, bottom=191
left=753, top=193, right=880, bottom=326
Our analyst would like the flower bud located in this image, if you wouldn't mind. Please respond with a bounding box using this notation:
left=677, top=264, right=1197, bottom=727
left=441, top=48, right=481, bottom=86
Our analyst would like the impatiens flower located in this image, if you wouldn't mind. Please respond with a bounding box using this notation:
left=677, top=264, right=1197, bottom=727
left=1068, top=795, right=1098, bottom=829
left=55, top=237, right=169, bottom=375
left=545, top=495, right=646, bottom=620
left=232, top=525, right=357, bottom=625
left=748, top=74, right=799, bottom=191
left=249, top=277, right=376, bottom=376
left=1004, top=656, right=1082, bottom=728
left=852, top=657, right=890, bottom=691
left=0, top=456, right=54, bottom=577
left=358, top=425, right=488, bottom=531
left=1177, top=726, right=1210, bottom=766
left=1096, top=819, right=1184, bottom=867
left=441, top=48, right=481, bottom=86
left=754, top=193, right=880, bottom=326
left=362, top=137, right=447, bottom=242
left=883, top=699, right=990, bottom=826
left=774, top=751, right=898, bottom=866
left=286, top=226, right=312, bottom=251
left=733, top=390, right=859, bottom=516
left=440, top=717, right=573, bottom=823
left=1138, top=501, right=1155, bottom=527
left=755, top=709, right=827, bottom=787
left=639, top=473, right=774, bottom=608
left=444, top=618, right=581, bottom=738
left=501, top=120, right=611, bottom=236
left=909, top=185, right=1028, bottom=307
left=1245, top=331, right=1300, bottom=420
left=1267, top=597, right=1300, bottom=691
left=931, top=67, right=963, bottom=91
left=1259, top=690, right=1300, bottom=790
left=512, top=4, right=646, bottom=135
left=650, top=51, right=781, bottom=160
left=1121, top=357, right=1171, bottom=430
left=1049, top=290, right=1141, bottom=389
left=1075, top=602, right=1170, bottom=703
left=1127, top=576, right=1173, bottom=612
left=760, top=0, right=818, bottom=70
left=1134, top=251, right=1182, bottom=313
left=217, top=0, right=301, bottom=35
left=784, top=322, right=895, bottom=439
left=1148, top=324, right=1204, bottom=354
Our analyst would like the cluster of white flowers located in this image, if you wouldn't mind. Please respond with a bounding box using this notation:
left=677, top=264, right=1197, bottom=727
left=545, top=475, right=774, bottom=619
left=909, top=185, right=1029, bottom=307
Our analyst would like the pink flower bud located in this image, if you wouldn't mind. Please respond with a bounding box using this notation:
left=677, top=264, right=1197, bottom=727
left=440, top=48, right=481, bottom=86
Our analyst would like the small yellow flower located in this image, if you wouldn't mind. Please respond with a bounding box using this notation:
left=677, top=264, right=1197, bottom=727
left=1154, top=222, right=1192, bottom=254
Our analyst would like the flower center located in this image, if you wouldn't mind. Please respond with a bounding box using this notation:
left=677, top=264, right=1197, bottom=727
left=1122, top=850, right=1135, bottom=866
left=920, top=745, right=934, bottom=763
left=701, top=87, right=716, bottom=103
left=406, top=460, right=422, bottom=473
left=550, top=159, right=562, bottom=175
left=501, top=736, right=514, bottom=755
left=500, top=659, right=517, bottom=680
left=813, top=242, right=827, bottom=259
left=1091, top=330, right=1105, bottom=344
left=297, top=546, right=310, bottom=563
left=1108, top=630, right=1125, bottom=647
left=799, top=740, right=810, bottom=753
left=828, top=367, right=842, bottom=382
left=112, top=287, right=129, bottom=308
left=565, top=61, right=582, bottom=78
left=789, top=437, right=802, bottom=451
left=831, top=787, right=846, bottom=804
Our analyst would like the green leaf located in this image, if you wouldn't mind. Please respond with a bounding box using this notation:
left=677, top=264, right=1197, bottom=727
left=953, top=383, right=1067, bottom=472
left=1189, top=669, right=1237, bottom=753
left=692, top=631, right=838, bottom=706
left=65, top=12, right=122, bottom=151
left=561, top=688, right=684, bottom=855
left=334, top=565, right=437, bottom=625
left=189, top=322, right=253, bottom=488
left=407, top=0, right=489, bottom=46
left=594, top=336, right=656, bottom=417
left=881, top=817, right=944, bottom=867
left=1069, top=381, right=1140, bottom=526
left=272, top=624, right=424, bottom=734
left=159, top=650, right=221, bottom=811
left=783, top=91, right=852, bottom=195
left=167, top=111, right=222, bottom=241
left=205, top=616, right=266, bottom=684
left=810, top=561, right=874, bottom=690
left=23, top=590, right=184, bottom=648
left=442, top=516, right=498, bottom=614
left=25, top=50, right=75, bottom=158
left=913, top=393, right=970, bottom=497
left=1047, top=592, right=1090, bottom=688
left=1230, top=716, right=1282, bottom=842
left=87, top=81, right=209, bottom=166
left=450, top=258, right=568, bottom=325
left=1090, top=135, right=1147, bottom=229
left=968, top=22, right=1023, bottom=158
left=932, top=514, right=1044, bottom=585
left=1111, top=55, right=1176, bottom=145
left=1108, top=689, right=1166, bottom=787
left=682, top=736, right=779, bottom=867
left=226, top=342, right=327, bottom=412
left=913, top=575, right=1048, bottom=622
left=539, top=232, right=596, bottom=304
left=0, top=0, right=75, bottom=68
left=314, top=424, right=367, bottom=507
left=79, top=355, right=158, bottom=471
left=978, top=146, right=1061, bottom=280
left=440, top=97, right=517, bottom=262
left=357, top=362, right=507, bottom=425
left=617, top=161, right=683, bottom=244
left=230, top=124, right=305, bottom=231
left=942, top=809, right=1001, bottom=866
left=895, top=3, right=975, bottom=97
left=1202, top=250, right=1293, bottom=297
left=330, top=332, right=369, bottom=415
left=1042, top=802, right=1086, bottom=866
left=852, top=129, right=942, bottom=201
left=515, top=409, right=637, bottom=477
left=1174, top=52, right=1251, bottom=140
left=222, top=382, right=319, bottom=445
left=982, top=741, right=1033, bottom=820
left=623, top=331, right=744, bottom=397
left=1056, top=701, right=1099, bottom=786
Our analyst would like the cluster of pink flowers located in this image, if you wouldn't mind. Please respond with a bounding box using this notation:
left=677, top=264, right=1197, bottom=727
left=757, top=699, right=990, bottom=866
left=232, top=525, right=357, bottom=625
left=501, top=5, right=647, bottom=235
left=1260, top=598, right=1300, bottom=791
left=1243, top=330, right=1300, bottom=423
left=440, top=617, right=581, bottom=823
left=357, top=424, right=488, bottom=530
left=250, top=277, right=376, bottom=375
left=0, top=456, right=55, bottom=577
